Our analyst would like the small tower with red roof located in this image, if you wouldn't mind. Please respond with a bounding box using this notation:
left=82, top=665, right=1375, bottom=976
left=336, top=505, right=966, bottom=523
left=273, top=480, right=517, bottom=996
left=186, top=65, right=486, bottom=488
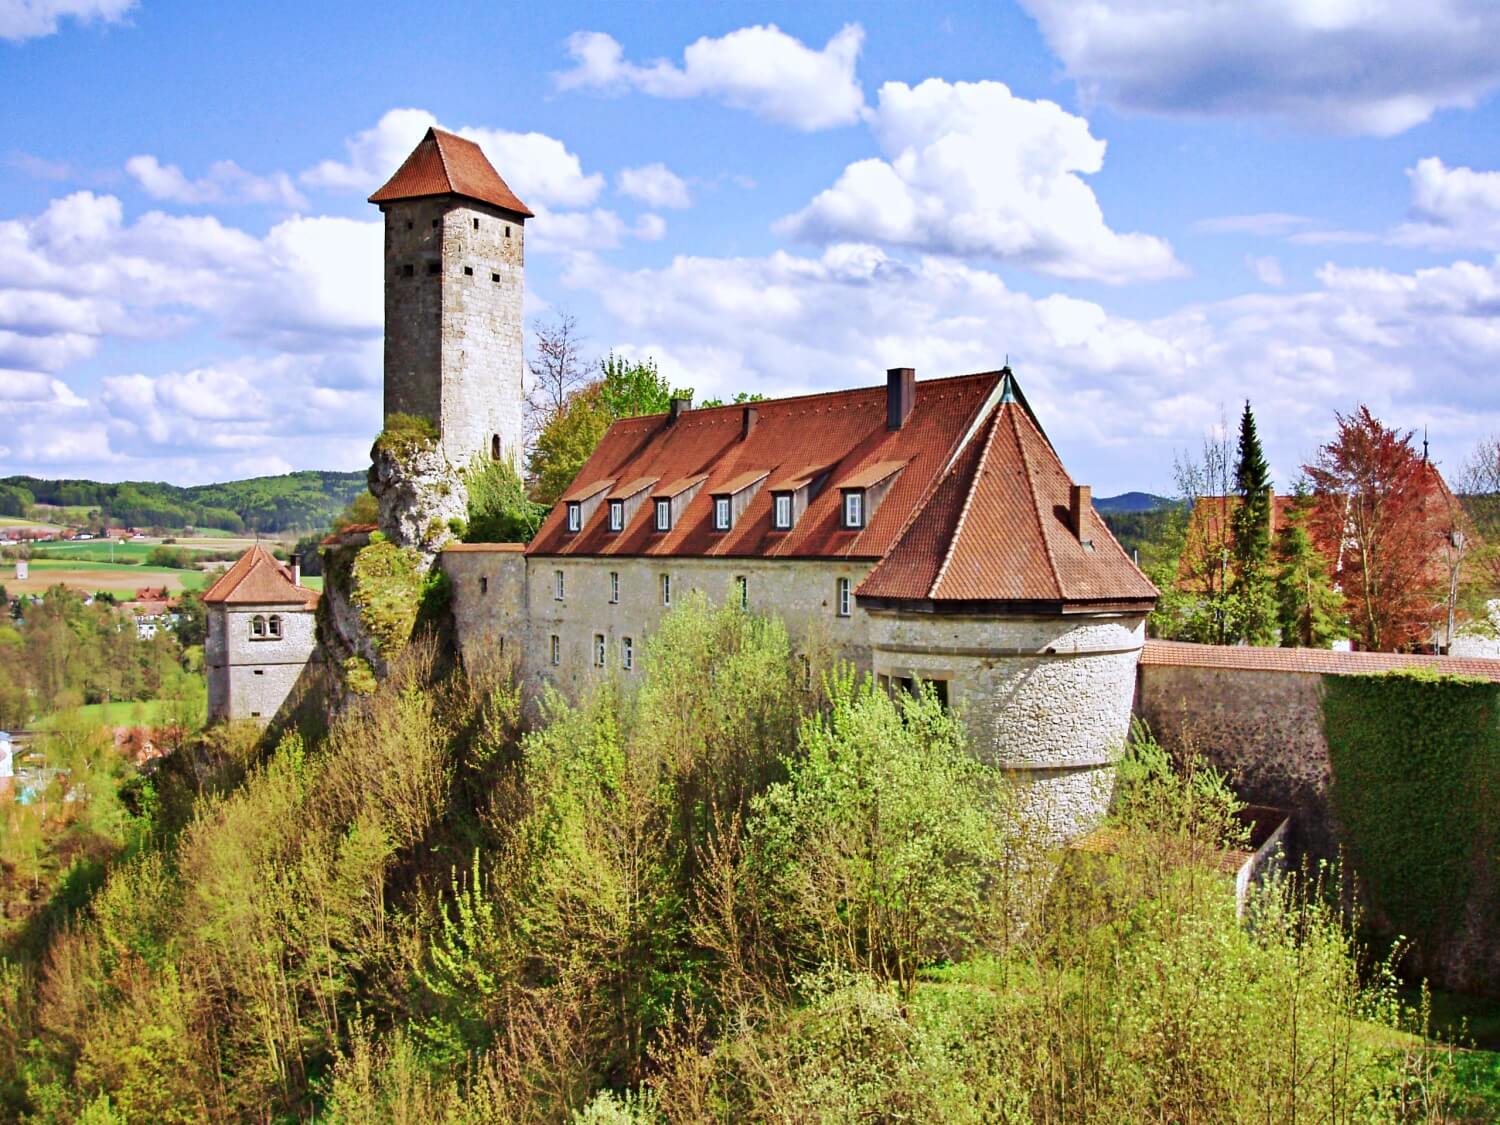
left=369, top=127, right=533, bottom=469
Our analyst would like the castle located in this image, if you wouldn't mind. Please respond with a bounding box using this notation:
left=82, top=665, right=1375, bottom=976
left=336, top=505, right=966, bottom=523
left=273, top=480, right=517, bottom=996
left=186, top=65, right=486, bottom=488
left=209, top=128, right=1161, bottom=837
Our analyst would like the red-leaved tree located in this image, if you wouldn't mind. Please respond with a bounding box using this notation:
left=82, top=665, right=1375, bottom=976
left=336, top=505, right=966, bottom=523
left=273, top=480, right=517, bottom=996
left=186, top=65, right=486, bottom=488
left=1304, top=407, right=1444, bottom=651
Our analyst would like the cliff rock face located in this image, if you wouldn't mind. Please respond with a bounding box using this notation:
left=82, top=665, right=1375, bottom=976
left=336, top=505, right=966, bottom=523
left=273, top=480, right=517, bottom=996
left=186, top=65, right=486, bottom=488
left=368, top=442, right=468, bottom=571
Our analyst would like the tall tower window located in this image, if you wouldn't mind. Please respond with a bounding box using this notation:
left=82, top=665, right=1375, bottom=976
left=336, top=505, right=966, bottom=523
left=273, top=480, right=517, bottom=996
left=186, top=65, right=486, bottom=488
left=491, top=435, right=501, bottom=460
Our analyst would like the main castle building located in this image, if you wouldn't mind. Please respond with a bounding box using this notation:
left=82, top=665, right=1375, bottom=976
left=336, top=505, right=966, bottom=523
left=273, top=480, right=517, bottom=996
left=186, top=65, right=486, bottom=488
left=215, top=128, right=1160, bottom=837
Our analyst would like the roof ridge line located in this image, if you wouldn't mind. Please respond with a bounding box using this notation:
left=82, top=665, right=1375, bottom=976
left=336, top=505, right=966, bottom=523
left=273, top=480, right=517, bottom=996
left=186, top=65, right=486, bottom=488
left=429, top=128, right=454, bottom=189
left=1012, top=405, right=1065, bottom=600
left=928, top=407, right=1002, bottom=598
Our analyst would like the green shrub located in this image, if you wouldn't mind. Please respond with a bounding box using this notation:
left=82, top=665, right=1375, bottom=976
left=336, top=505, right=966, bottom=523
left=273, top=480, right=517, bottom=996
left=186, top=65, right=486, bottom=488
left=462, top=455, right=544, bottom=543
left=372, top=413, right=438, bottom=460
left=348, top=537, right=424, bottom=655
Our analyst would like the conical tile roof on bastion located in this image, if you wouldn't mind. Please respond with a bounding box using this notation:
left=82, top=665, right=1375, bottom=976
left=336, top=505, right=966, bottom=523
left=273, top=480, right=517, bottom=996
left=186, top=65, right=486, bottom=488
left=528, top=368, right=1158, bottom=613
left=368, top=126, right=533, bottom=217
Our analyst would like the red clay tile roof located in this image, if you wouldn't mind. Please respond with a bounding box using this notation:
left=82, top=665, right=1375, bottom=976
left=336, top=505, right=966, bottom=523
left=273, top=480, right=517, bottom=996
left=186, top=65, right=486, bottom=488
left=612, top=476, right=658, bottom=499
left=839, top=459, right=907, bottom=490
left=1140, top=639, right=1500, bottom=682
left=320, top=523, right=377, bottom=547
left=712, top=469, right=770, bottom=496
left=527, top=371, right=1005, bottom=561
left=859, top=382, right=1158, bottom=608
left=369, top=127, right=534, bottom=217
left=561, top=478, right=614, bottom=504
left=201, top=545, right=317, bottom=608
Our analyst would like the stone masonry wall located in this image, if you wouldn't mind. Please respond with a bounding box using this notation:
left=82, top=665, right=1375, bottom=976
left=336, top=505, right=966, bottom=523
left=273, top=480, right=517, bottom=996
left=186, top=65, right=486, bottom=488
left=1135, top=663, right=1335, bottom=855
left=206, top=604, right=319, bottom=722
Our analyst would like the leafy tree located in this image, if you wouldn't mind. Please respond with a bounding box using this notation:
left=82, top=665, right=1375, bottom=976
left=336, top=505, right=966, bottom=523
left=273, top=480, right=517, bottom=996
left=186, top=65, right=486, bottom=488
left=332, top=489, right=380, bottom=533
left=462, top=456, right=546, bottom=543
left=1304, top=406, right=1443, bottom=651
left=174, top=588, right=206, bottom=649
left=527, top=385, right=613, bottom=507
left=525, top=310, right=588, bottom=441
left=1273, top=489, right=1343, bottom=647
left=698, top=390, right=767, bottom=408
left=1166, top=422, right=1244, bottom=643
left=598, top=352, right=693, bottom=419
left=1230, top=401, right=1277, bottom=644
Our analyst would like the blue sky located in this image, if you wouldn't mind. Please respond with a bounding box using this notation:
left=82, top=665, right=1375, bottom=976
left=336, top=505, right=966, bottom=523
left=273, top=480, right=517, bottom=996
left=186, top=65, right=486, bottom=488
left=3, top=0, right=1500, bottom=495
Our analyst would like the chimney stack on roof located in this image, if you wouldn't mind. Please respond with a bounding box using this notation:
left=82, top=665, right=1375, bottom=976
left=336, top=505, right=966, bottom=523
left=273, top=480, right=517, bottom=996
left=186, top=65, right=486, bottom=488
left=741, top=405, right=758, bottom=440
left=887, top=367, right=916, bottom=431
left=290, top=553, right=301, bottom=587
left=669, top=397, right=692, bottom=425
left=1070, top=484, right=1092, bottom=542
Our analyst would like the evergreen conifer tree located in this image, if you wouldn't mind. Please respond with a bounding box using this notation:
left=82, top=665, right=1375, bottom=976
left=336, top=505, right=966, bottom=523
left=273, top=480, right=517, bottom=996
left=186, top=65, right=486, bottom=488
left=1274, top=490, right=1344, bottom=647
left=1230, top=401, right=1277, bottom=644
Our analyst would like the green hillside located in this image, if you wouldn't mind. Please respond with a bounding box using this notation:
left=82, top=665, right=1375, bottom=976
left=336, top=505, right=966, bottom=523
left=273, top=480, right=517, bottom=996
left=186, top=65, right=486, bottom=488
left=1, top=469, right=368, bottom=533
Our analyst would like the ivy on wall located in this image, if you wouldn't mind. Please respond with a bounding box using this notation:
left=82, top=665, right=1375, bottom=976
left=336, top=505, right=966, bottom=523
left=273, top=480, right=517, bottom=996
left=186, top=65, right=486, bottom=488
left=1323, top=667, right=1499, bottom=963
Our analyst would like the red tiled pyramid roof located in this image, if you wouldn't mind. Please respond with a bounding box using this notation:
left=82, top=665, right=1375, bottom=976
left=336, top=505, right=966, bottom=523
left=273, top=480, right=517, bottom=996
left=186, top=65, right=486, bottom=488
left=201, top=545, right=318, bottom=608
left=527, top=371, right=1004, bottom=560
left=369, top=127, right=534, bottom=217
left=859, top=381, right=1158, bottom=609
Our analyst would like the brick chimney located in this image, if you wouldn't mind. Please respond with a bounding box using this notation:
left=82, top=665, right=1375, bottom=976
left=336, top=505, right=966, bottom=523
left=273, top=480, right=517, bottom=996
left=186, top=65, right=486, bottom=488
left=741, top=405, right=758, bottom=440
left=1069, top=484, right=1092, bottom=540
left=887, top=367, right=915, bottom=430
left=290, top=553, right=301, bottom=586
left=669, top=396, right=692, bottom=424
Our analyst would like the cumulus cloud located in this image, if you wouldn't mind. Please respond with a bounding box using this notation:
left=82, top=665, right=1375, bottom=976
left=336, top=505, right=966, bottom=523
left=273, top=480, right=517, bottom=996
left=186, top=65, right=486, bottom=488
left=300, top=107, right=605, bottom=210
left=776, top=79, right=1182, bottom=284
left=1393, top=157, right=1500, bottom=250
left=1018, top=0, right=1500, bottom=136
left=125, top=154, right=308, bottom=209
left=561, top=242, right=1500, bottom=487
left=556, top=24, right=866, bottom=131
left=0, top=0, right=134, bottom=42
left=617, top=163, right=691, bottom=209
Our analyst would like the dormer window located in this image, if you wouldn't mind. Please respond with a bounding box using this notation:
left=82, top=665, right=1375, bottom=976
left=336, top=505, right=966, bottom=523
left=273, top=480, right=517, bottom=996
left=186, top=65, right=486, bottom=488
left=655, top=498, right=671, bottom=531
left=609, top=500, right=623, bottom=532
left=567, top=504, right=582, bottom=532
left=843, top=491, right=864, bottom=530
left=708, top=470, right=768, bottom=534
left=773, top=493, right=793, bottom=530
left=714, top=496, right=731, bottom=531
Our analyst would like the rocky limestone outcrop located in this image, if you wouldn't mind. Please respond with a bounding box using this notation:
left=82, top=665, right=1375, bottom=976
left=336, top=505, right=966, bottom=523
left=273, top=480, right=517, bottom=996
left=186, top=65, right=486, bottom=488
left=368, top=441, right=468, bottom=570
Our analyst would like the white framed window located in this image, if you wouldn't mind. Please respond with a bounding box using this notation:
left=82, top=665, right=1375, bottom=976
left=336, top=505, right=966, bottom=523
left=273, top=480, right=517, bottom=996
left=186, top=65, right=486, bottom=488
left=661, top=573, right=672, bottom=607
left=714, top=496, right=731, bottom=531
left=554, top=569, right=565, bottom=600
left=622, top=636, right=634, bottom=671
left=268, top=614, right=282, bottom=638
left=736, top=575, right=748, bottom=610
left=609, top=500, right=623, bottom=532
left=773, top=493, right=792, bottom=530
left=250, top=615, right=266, bottom=638
left=609, top=571, right=619, bottom=603
left=837, top=577, right=852, bottom=617
left=655, top=498, right=672, bottom=531
left=843, top=490, right=864, bottom=529
left=549, top=634, right=560, bottom=665
left=594, top=633, right=606, bottom=667
left=567, top=503, right=582, bottom=532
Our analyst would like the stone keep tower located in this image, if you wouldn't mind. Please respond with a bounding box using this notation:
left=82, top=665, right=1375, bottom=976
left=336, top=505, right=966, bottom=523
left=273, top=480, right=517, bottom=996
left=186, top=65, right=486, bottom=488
left=369, top=127, right=533, bottom=468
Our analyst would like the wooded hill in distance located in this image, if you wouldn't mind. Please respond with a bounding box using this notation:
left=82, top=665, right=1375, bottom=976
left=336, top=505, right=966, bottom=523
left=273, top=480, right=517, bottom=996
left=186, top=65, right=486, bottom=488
left=0, top=470, right=368, bottom=533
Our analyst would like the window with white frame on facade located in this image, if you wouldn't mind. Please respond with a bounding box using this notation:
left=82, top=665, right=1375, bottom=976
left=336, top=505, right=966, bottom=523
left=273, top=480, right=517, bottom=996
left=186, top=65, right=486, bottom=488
left=622, top=636, right=634, bottom=670
left=609, top=500, right=623, bottom=531
left=735, top=575, right=748, bottom=610
left=843, top=490, right=864, bottom=529
left=837, top=577, right=852, bottom=617
left=550, top=634, right=560, bottom=665
left=594, top=634, right=606, bottom=667
left=773, top=493, right=792, bottom=529
left=250, top=615, right=266, bottom=638
left=655, top=499, right=671, bottom=531
left=567, top=503, right=582, bottom=532
left=714, top=496, right=731, bottom=530
left=268, top=614, right=282, bottom=638
left=661, top=573, right=672, bottom=606
left=609, top=571, right=619, bottom=603
left=554, top=569, right=565, bottom=600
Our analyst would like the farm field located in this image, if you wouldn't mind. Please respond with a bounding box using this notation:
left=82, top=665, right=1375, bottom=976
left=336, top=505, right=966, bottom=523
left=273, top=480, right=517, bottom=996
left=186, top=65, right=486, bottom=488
left=0, top=516, right=65, bottom=531
left=23, top=539, right=250, bottom=564
left=6, top=559, right=211, bottom=595
left=37, top=698, right=180, bottom=730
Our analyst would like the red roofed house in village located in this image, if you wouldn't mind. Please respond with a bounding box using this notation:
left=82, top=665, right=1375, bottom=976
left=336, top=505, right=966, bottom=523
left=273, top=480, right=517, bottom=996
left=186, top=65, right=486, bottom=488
left=203, top=545, right=319, bottom=722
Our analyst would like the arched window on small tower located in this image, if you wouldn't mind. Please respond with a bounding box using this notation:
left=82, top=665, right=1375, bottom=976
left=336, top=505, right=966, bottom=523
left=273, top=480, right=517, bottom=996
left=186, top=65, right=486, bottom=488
left=268, top=615, right=282, bottom=638
left=251, top=615, right=266, bottom=638
left=491, top=434, right=501, bottom=460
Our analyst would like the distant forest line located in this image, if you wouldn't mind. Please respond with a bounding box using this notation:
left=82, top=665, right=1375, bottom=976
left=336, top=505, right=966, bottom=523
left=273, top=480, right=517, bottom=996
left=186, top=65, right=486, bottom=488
left=0, top=470, right=368, bottom=534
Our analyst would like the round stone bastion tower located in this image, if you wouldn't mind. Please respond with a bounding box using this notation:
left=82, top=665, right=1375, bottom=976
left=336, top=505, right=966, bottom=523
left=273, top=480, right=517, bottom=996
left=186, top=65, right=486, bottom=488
left=368, top=126, right=532, bottom=469
left=856, top=374, right=1159, bottom=839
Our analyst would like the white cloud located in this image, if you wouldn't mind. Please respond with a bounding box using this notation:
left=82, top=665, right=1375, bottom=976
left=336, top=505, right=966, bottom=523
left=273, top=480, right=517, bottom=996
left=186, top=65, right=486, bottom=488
left=1246, top=254, right=1285, bottom=286
left=617, top=163, right=691, bottom=209
left=776, top=79, right=1182, bottom=284
left=561, top=242, right=1500, bottom=488
left=556, top=24, right=866, bottom=131
left=1019, top=0, right=1500, bottom=136
left=1393, top=157, right=1500, bottom=250
left=300, top=107, right=604, bottom=210
left=125, top=154, right=308, bottom=209
left=0, top=0, right=133, bottom=42
left=1193, top=213, right=1312, bottom=236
